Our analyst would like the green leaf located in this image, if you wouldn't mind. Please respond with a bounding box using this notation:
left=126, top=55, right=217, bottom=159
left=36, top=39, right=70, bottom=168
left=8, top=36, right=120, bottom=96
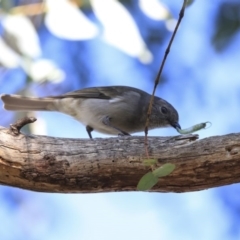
left=143, top=158, right=157, bottom=166
left=153, top=163, right=175, bottom=178
left=137, top=172, right=158, bottom=191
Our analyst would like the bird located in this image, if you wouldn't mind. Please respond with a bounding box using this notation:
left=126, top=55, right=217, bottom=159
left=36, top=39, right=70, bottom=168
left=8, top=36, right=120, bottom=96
left=1, top=86, right=180, bottom=139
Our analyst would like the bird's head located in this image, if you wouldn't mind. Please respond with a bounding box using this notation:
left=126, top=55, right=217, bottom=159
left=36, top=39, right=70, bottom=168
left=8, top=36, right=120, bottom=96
left=150, top=98, right=181, bottom=130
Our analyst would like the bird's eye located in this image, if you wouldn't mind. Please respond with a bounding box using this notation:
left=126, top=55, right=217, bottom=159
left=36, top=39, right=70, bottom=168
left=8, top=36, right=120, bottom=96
left=161, top=106, right=168, bottom=114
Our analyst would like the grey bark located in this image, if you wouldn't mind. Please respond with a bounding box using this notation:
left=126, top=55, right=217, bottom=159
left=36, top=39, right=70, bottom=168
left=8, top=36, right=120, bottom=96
left=0, top=126, right=239, bottom=193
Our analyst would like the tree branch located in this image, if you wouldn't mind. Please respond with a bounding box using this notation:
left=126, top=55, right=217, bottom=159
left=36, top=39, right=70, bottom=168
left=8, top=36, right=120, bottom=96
left=0, top=125, right=239, bottom=193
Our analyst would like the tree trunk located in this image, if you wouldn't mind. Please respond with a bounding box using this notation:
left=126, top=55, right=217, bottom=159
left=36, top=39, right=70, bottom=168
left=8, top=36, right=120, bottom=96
left=0, top=125, right=239, bottom=193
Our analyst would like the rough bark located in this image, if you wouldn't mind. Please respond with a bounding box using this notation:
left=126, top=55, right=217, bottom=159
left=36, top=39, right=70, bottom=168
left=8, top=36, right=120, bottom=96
left=0, top=125, right=239, bottom=193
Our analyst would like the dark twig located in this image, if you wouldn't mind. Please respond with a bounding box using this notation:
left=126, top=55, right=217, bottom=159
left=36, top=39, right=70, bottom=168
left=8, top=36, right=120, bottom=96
left=174, top=134, right=199, bottom=141
left=9, top=117, right=37, bottom=135
left=162, top=134, right=199, bottom=144
left=144, top=0, right=188, bottom=155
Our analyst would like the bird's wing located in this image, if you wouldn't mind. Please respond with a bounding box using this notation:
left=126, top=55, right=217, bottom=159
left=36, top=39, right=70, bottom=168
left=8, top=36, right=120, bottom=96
left=49, top=86, right=145, bottom=100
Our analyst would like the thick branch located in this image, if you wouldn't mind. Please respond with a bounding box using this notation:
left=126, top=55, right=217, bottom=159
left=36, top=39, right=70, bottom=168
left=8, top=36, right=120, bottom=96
left=0, top=125, right=239, bottom=193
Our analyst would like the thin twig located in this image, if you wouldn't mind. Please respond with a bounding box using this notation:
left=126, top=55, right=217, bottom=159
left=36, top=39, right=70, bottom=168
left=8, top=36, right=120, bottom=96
left=9, top=117, right=37, bottom=135
left=144, top=0, right=188, bottom=156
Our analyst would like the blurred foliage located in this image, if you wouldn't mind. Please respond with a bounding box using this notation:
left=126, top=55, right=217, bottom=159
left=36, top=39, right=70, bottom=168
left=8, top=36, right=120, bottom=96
left=0, top=0, right=14, bottom=11
left=186, top=0, right=195, bottom=7
left=212, top=1, right=240, bottom=51
left=1, top=0, right=239, bottom=91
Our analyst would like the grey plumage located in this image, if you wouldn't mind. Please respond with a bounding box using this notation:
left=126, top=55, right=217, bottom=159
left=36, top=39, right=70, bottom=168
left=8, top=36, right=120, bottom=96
left=1, top=86, right=180, bottom=138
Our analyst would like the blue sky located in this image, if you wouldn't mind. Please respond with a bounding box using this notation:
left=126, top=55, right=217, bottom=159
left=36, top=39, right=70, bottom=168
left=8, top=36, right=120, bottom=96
left=1, top=0, right=240, bottom=239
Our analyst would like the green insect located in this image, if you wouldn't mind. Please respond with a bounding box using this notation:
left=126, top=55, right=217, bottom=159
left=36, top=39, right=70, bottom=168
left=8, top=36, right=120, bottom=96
left=176, top=122, right=211, bottom=134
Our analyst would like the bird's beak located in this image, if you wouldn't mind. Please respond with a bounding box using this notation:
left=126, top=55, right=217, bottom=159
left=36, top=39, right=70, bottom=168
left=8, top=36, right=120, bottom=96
left=171, top=122, right=181, bottom=130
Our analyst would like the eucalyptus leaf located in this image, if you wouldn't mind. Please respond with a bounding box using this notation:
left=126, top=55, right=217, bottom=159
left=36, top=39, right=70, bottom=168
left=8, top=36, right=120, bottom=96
left=153, top=163, right=175, bottom=178
left=137, top=172, right=158, bottom=191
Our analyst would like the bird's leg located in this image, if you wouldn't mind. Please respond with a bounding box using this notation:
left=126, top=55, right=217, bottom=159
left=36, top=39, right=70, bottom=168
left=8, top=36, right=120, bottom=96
left=102, top=116, right=130, bottom=136
left=86, top=125, right=93, bottom=139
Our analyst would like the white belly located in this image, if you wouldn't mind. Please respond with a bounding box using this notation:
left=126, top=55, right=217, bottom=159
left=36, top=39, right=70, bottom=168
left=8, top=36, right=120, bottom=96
left=54, top=98, right=123, bottom=135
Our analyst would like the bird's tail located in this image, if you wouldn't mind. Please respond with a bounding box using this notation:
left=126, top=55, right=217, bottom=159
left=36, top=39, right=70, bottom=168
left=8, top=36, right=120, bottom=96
left=1, top=94, right=55, bottom=111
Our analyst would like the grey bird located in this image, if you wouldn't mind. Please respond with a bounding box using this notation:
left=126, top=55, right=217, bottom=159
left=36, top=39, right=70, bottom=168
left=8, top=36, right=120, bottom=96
left=1, top=86, right=181, bottom=138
